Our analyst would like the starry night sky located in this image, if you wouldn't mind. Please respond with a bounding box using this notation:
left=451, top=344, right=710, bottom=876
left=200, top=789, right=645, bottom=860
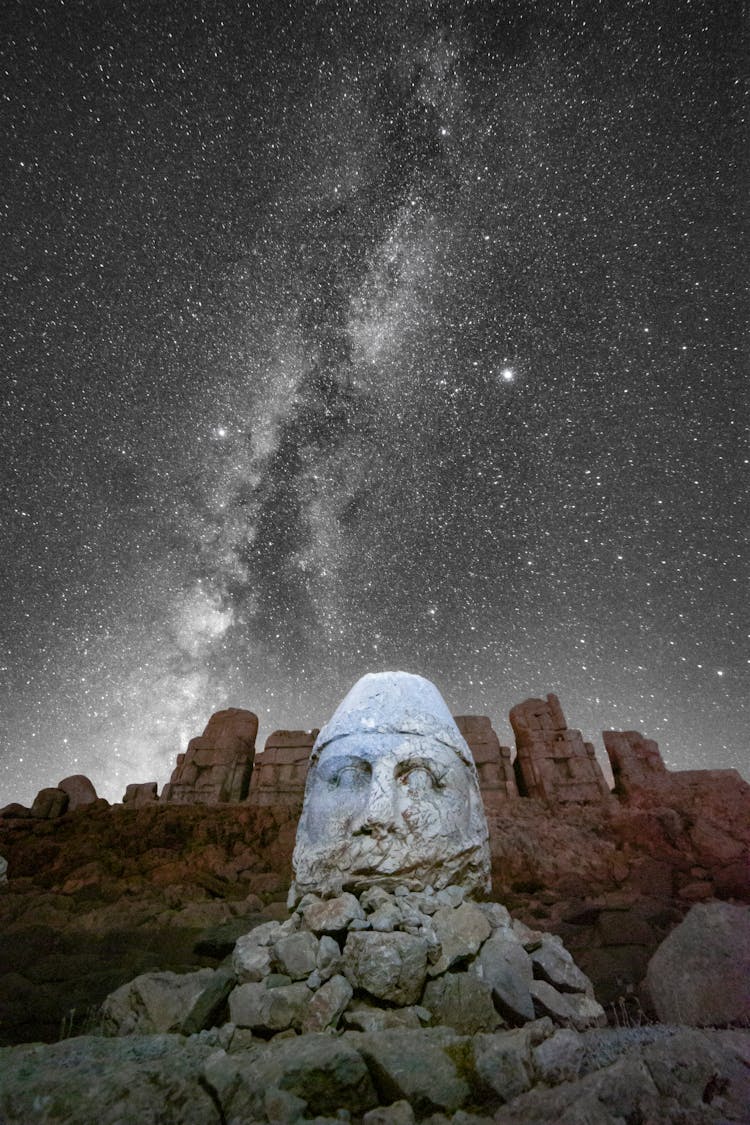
left=2, top=0, right=747, bottom=806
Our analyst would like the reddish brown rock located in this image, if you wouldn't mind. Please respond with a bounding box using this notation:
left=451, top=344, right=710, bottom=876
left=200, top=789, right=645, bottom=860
left=455, top=715, right=518, bottom=810
left=510, top=694, right=611, bottom=806
left=246, top=730, right=317, bottom=809
left=30, top=788, right=69, bottom=819
left=122, top=782, right=158, bottom=807
left=57, top=775, right=98, bottom=810
left=603, top=731, right=667, bottom=796
left=162, top=708, right=258, bottom=805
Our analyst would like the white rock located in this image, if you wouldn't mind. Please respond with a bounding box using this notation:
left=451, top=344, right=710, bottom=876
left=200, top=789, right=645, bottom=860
left=343, top=930, right=428, bottom=1005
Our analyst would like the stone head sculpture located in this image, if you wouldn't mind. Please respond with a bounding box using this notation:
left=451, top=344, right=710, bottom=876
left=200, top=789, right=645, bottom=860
left=291, top=671, right=491, bottom=900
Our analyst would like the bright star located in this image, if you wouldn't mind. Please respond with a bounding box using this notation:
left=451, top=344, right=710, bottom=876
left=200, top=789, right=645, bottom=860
left=500, top=367, right=515, bottom=382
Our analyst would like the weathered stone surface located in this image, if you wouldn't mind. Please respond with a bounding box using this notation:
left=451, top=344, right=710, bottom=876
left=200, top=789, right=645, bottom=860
left=57, top=775, right=98, bottom=810
left=0, top=1034, right=221, bottom=1125
left=180, top=967, right=235, bottom=1035
left=353, top=1028, right=471, bottom=1114
left=342, top=1002, right=424, bottom=1031
left=232, top=940, right=273, bottom=983
left=232, top=921, right=284, bottom=982
left=455, top=714, right=519, bottom=807
left=292, top=672, right=491, bottom=898
left=428, top=901, right=492, bottom=975
left=303, top=892, right=364, bottom=933
left=0, top=854, right=7, bottom=885
left=247, top=730, right=317, bottom=809
left=228, top=980, right=311, bottom=1032
left=645, top=901, right=750, bottom=1025
left=122, top=782, right=158, bottom=806
left=473, top=929, right=535, bottom=1023
left=101, top=969, right=220, bottom=1035
left=472, top=1029, right=535, bottom=1102
left=206, top=1032, right=377, bottom=1119
left=532, top=1027, right=584, bottom=1084
left=510, top=694, right=611, bottom=807
left=316, top=934, right=342, bottom=981
left=369, top=899, right=402, bottom=931
left=162, top=708, right=257, bottom=805
left=529, top=980, right=605, bottom=1030
left=530, top=933, right=594, bottom=996
left=363, top=1100, right=415, bottom=1125
left=274, top=930, right=319, bottom=980
left=303, top=973, right=353, bottom=1032
left=490, top=1028, right=750, bottom=1123
left=422, top=971, right=499, bottom=1034
left=343, top=930, right=428, bottom=1005
left=30, top=787, right=69, bottom=819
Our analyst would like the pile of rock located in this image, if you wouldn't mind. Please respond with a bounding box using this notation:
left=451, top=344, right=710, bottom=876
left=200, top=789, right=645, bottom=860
left=102, top=884, right=605, bottom=1044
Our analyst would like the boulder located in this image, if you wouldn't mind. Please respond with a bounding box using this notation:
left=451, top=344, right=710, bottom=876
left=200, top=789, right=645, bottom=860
left=205, top=1031, right=377, bottom=1119
left=530, top=933, right=594, bottom=996
left=316, top=934, right=342, bottom=981
left=30, top=787, right=69, bottom=819
left=532, top=1027, right=584, bottom=1084
left=353, top=1028, right=471, bottom=1114
left=0, top=1034, right=221, bottom=1125
left=122, top=782, right=158, bottom=807
left=529, top=980, right=605, bottom=1030
left=232, top=920, right=284, bottom=982
left=303, top=973, right=353, bottom=1032
left=422, top=971, right=499, bottom=1034
left=645, top=901, right=750, bottom=1025
left=303, top=892, right=365, bottom=933
left=180, top=968, right=235, bottom=1035
left=100, top=969, right=221, bottom=1036
left=363, top=1101, right=415, bottom=1125
left=228, top=980, right=311, bottom=1033
left=273, top=931, right=319, bottom=980
left=57, top=775, right=98, bottom=810
left=0, top=854, right=6, bottom=885
left=343, top=931, right=428, bottom=1005
left=428, top=901, right=492, bottom=975
left=473, top=929, right=535, bottom=1023
left=472, top=1029, right=535, bottom=1102
left=342, top=1002, right=425, bottom=1031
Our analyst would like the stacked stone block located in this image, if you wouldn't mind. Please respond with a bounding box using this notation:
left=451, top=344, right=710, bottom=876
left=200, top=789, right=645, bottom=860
left=246, top=730, right=318, bottom=809
left=161, top=708, right=258, bottom=805
left=510, top=694, right=611, bottom=806
left=454, top=715, right=518, bottom=810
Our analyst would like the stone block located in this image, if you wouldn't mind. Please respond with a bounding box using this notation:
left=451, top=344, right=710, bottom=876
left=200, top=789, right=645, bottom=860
left=645, top=902, right=750, bottom=1026
left=57, top=774, right=97, bottom=809
left=30, top=787, right=69, bottom=819
left=343, top=931, right=428, bottom=1005
left=353, top=1028, right=470, bottom=1115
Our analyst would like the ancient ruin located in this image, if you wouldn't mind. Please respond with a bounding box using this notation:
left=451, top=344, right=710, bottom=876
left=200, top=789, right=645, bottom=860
left=161, top=707, right=258, bottom=805
left=455, top=715, right=518, bottom=809
left=246, top=729, right=318, bottom=809
left=1, top=676, right=749, bottom=1123
left=510, top=693, right=611, bottom=806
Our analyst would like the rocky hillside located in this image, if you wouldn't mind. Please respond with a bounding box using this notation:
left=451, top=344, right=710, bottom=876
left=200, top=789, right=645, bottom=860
left=1, top=765, right=748, bottom=1047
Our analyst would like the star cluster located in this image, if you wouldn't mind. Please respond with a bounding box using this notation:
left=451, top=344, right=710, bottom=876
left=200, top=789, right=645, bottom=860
left=2, top=0, right=746, bottom=804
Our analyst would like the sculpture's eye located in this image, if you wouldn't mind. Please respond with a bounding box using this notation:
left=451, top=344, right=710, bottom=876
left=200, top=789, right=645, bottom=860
left=330, top=764, right=370, bottom=790
left=400, top=766, right=435, bottom=793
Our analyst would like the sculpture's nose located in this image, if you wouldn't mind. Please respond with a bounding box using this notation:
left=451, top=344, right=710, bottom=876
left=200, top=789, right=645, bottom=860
left=352, top=775, right=401, bottom=837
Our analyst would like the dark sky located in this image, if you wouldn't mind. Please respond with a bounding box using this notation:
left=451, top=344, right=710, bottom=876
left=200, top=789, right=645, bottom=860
left=2, top=0, right=747, bottom=805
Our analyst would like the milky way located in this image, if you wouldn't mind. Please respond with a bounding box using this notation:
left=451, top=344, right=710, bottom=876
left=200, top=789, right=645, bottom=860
left=2, top=0, right=746, bottom=804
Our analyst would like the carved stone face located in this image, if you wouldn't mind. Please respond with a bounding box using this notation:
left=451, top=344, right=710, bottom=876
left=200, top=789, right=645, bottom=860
left=292, top=672, right=491, bottom=898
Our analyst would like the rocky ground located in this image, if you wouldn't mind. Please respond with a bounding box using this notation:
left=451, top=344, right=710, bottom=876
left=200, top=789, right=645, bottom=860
left=0, top=779, right=748, bottom=1046
left=0, top=881, right=748, bottom=1123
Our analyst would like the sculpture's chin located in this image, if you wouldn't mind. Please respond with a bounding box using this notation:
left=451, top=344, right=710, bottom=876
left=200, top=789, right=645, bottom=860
left=293, top=836, right=492, bottom=899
